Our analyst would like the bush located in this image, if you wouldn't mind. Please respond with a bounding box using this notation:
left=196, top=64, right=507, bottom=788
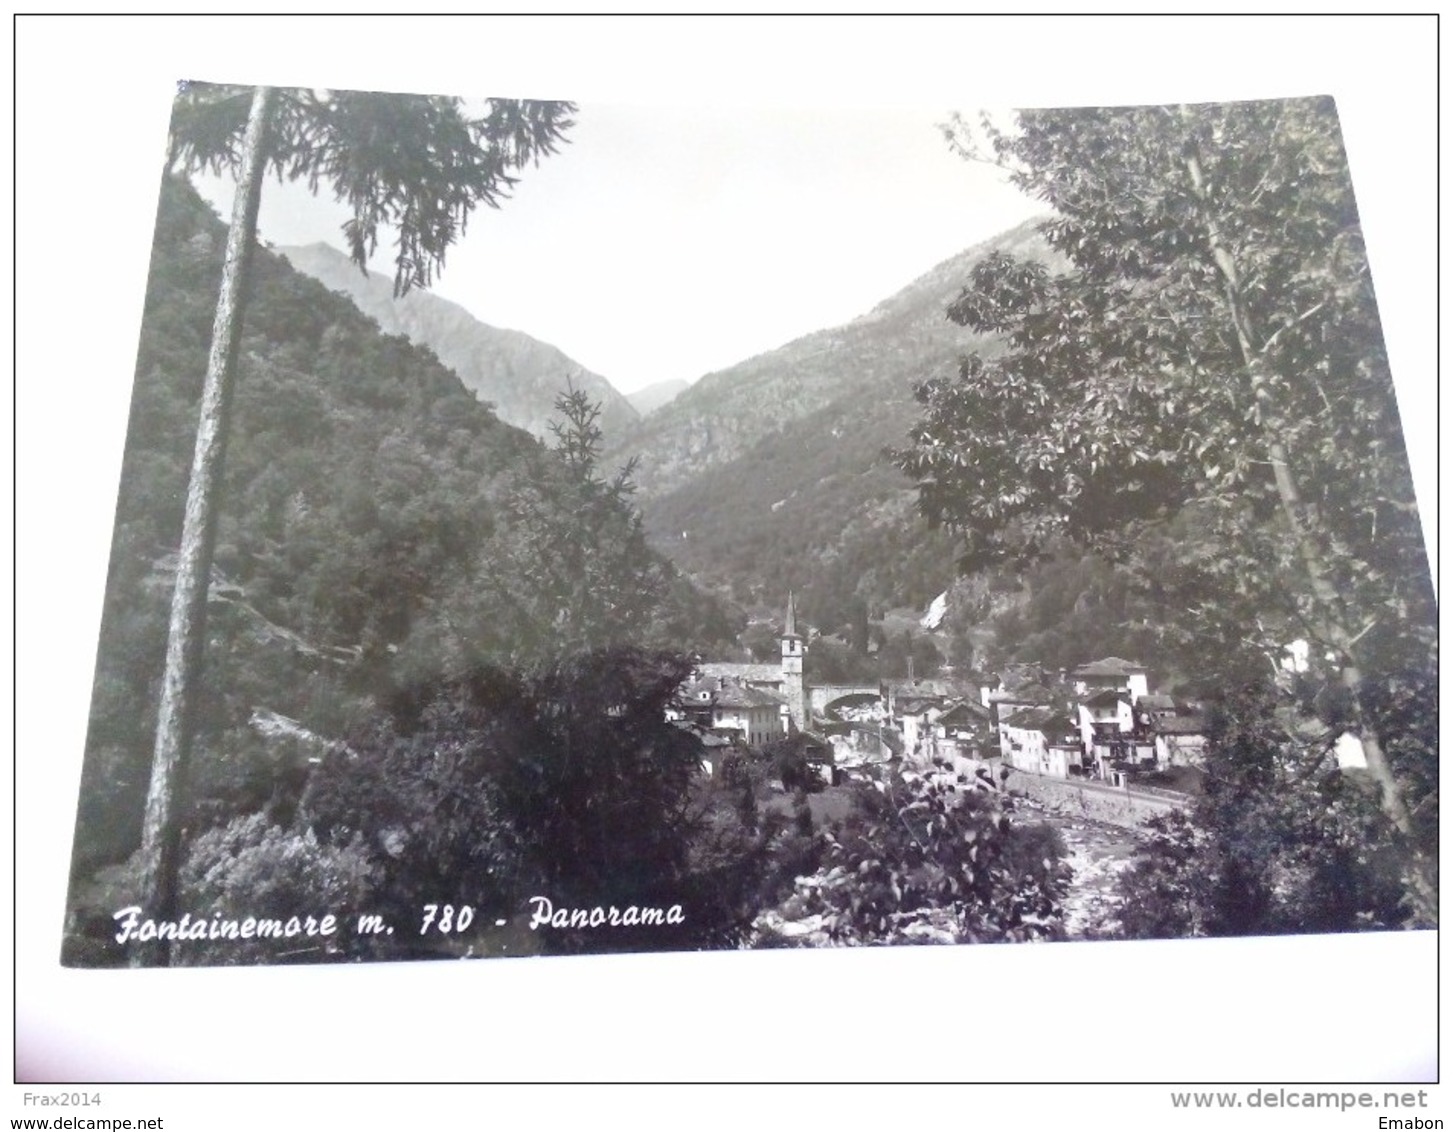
left=174, top=815, right=377, bottom=965
left=753, top=765, right=1069, bottom=946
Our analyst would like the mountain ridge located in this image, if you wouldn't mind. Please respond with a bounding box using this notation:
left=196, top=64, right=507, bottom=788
left=627, top=378, right=690, bottom=417
left=605, top=217, right=1057, bottom=627
left=278, top=241, right=640, bottom=441
left=606, top=217, right=1052, bottom=500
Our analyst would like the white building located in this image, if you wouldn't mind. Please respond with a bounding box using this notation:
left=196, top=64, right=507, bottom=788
left=1070, top=656, right=1150, bottom=703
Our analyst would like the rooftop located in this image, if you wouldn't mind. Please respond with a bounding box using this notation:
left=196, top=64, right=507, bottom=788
left=697, top=661, right=782, bottom=685
left=938, top=701, right=989, bottom=727
left=1007, top=707, right=1078, bottom=734
left=1072, top=657, right=1147, bottom=678
left=989, top=681, right=1055, bottom=704
left=1154, top=715, right=1208, bottom=735
left=681, top=677, right=785, bottom=710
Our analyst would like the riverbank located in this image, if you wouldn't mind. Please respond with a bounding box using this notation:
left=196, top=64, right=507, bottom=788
left=1002, top=767, right=1187, bottom=828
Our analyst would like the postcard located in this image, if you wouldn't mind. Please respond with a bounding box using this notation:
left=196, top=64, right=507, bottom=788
left=59, top=82, right=1435, bottom=986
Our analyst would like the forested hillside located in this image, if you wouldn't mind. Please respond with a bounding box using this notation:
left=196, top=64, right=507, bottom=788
left=642, top=385, right=962, bottom=628
left=65, top=172, right=1068, bottom=965
left=69, top=176, right=736, bottom=896
left=615, top=220, right=1053, bottom=639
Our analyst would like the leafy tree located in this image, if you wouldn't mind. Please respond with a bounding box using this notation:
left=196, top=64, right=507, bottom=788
left=760, top=733, right=828, bottom=794
left=67, top=176, right=532, bottom=888
left=740, top=621, right=781, bottom=663
left=1114, top=688, right=1409, bottom=939
left=974, top=547, right=1165, bottom=679
left=175, top=815, right=376, bottom=966
left=893, top=99, right=1436, bottom=923
left=139, top=83, right=575, bottom=922
left=302, top=647, right=780, bottom=955
left=754, top=766, right=1069, bottom=946
left=805, top=636, right=878, bottom=685
left=1105, top=809, right=1213, bottom=940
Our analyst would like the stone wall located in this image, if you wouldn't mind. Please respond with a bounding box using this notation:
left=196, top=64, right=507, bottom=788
left=1001, top=769, right=1186, bottom=829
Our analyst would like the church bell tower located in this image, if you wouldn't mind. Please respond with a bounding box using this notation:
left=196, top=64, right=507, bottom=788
left=781, top=591, right=807, bottom=732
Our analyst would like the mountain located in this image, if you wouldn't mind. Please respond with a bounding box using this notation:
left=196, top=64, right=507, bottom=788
left=626, top=378, right=690, bottom=417
left=613, top=219, right=1057, bottom=631
left=607, top=218, right=1051, bottom=501
left=69, top=178, right=734, bottom=884
left=278, top=242, right=640, bottom=441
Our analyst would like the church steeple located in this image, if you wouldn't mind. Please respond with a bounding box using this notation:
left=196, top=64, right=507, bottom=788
left=781, top=591, right=807, bottom=732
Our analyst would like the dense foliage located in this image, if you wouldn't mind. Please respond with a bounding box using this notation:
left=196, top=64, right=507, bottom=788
left=894, top=98, right=1436, bottom=924
left=1114, top=688, right=1411, bottom=938
left=641, top=394, right=964, bottom=628
left=64, top=177, right=738, bottom=961
left=80, top=647, right=811, bottom=965
left=298, top=648, right=775, bottom=958
left=135, top=84, right=584, bottom=922
left=970, top=549, right=1164, bottom=680
left=755, top=766, right=1069, bottom=946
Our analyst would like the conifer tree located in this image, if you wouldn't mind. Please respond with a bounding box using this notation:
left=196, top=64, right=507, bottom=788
left=139, top=83, right=575, bottom=922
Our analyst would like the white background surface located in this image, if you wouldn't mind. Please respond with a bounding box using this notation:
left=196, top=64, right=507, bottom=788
left=9, top=9, right=1441, bottom=1117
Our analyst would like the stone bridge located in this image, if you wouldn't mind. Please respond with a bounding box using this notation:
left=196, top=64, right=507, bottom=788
left=810, top=683, right=882, bottom=717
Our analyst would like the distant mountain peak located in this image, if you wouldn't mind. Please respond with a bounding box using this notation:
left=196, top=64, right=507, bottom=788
left=278, top=242, right=639, bottom=441
left=610, top=215, right=1057, bottom=622
left=606, top=215, right=1054, bottom=499
left=626, top=378, right=691, bottom=417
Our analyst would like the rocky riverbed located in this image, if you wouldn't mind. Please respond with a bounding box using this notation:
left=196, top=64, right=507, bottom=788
left=1014, top=794, right=1148, bottom=938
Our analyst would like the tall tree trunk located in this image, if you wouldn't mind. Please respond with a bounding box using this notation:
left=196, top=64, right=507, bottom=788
left=1186, top=144, right=1437, bottom=926
left=135, top=86, right=275, bottom=934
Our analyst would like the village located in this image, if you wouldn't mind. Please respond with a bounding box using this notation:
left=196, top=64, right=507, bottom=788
left=668, top=594, right=1213, bottom=806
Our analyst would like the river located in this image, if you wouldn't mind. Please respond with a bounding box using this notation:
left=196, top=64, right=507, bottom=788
left=1018, top=796, right=1147, bottom=938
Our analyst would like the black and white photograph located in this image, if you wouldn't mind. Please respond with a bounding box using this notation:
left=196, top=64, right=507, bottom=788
left=58, top=79, right=1437, bottom=970
left=17, top=13, right=1438, bottom=1091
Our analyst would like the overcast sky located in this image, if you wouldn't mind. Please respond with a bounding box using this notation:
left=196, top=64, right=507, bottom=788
left=194, top=100, right=1042, bottom=394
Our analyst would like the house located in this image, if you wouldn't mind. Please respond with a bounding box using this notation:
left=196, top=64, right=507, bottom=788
left=999, top=707, right=1083, bottom=778
left=1070, top=656, right=1150, bottom=703
left=887, top=678, right=958, bottom=718
left=694, top=661, right=787, bottom=695
left=927, top=700, right=993, bottom=776
left=1152, top=715, right=1208, bottom=768
left=934, top=700, right=990, bottom=745
left=674, top=676, right=785, bottom=747
left=1076, top=687, right=1135, bottom=752
left=979, top=662, right=1052, bottom=708
left=986, top=681, right=1056, bottom=730
left=1134, top=693, right=1178, bottom=728
left=671, top=721, right=738, bottom=776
